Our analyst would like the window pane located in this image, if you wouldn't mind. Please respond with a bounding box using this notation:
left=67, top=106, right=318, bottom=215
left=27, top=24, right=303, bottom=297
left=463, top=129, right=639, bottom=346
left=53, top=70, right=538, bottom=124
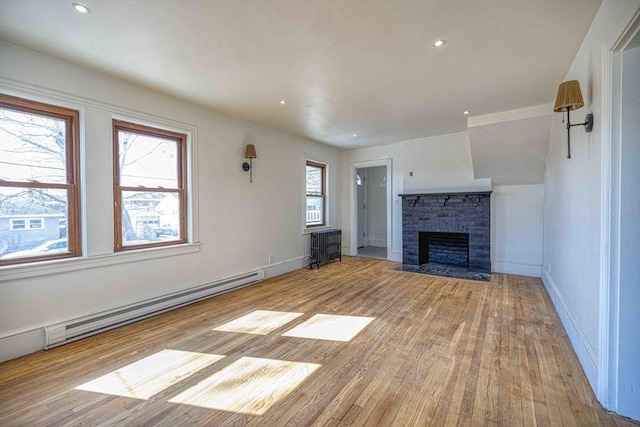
left=0, top=108, right=67, bottom=184
left=306, top=165, right=322, bottom=195
left=118, top=131, right=178, bottom=188
left=0, top=186, right=68, bottom=259
left=306, top=197, right=323, bottom=226
left=121, top=191, right=181, bottom=246
left=29, top=219, right=43, bottom=229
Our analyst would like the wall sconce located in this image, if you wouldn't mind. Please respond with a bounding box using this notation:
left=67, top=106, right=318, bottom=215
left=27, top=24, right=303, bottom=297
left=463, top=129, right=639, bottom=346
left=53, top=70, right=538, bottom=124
left=242, top=144, right=257, bottom=183
left=553, top=80, right=593, bottom=159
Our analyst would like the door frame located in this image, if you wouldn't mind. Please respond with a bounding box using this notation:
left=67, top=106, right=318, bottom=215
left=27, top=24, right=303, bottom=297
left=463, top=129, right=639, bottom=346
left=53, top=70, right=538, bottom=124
left=349, top=159, right=392, bottom=259
left=598, top=8, right=640, bottom=411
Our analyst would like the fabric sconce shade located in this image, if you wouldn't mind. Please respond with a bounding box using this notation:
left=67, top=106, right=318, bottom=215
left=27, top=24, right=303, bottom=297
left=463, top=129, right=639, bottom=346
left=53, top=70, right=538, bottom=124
left=242, top=144, right=257, bottom=182
left=553, top=80, right=593, bottom=159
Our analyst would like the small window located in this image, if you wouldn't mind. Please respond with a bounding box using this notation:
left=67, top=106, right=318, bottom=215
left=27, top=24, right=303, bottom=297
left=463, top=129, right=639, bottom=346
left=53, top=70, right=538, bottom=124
left=0, top=94, right=81, bottom=264
left=29, top=219, right=43, bottom=229
left=305, top=161, right=326, bottom=227
left=10, top=219, right=26, bottom=230
left=113, top=120, right=187, bottom=250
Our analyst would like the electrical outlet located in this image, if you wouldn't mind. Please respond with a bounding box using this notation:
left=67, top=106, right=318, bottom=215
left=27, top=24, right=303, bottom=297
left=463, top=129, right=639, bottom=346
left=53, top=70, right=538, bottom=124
left=268, top=254, right=274, bottom=264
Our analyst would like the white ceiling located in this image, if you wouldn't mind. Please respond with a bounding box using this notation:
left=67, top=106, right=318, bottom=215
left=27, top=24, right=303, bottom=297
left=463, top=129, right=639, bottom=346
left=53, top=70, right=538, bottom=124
left=0, top=0, right=601, bottom=149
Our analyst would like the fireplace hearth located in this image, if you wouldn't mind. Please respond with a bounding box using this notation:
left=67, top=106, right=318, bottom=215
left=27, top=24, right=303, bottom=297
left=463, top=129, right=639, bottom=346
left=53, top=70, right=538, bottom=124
left=400, top=191, right=491, bottom=281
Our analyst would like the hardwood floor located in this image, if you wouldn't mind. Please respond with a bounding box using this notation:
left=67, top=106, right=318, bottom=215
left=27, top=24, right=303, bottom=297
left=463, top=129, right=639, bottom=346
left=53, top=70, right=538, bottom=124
left=0, top=257, right=637, bottom=426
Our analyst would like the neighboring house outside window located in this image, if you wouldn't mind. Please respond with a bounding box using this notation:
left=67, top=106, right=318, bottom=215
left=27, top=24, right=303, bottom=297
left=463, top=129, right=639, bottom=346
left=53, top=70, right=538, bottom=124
left=305, top=161, right=326, bottom=228
left=10, top=217, right=44, bottom=230
left=0, top=94, right=81, bottom=264
left=113, top=120, right=187, bottom=250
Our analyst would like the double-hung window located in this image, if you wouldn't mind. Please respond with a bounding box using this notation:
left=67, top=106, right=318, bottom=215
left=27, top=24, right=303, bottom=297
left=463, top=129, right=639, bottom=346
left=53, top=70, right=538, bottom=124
left=305, top=161, right=326, bottom=227
left=113, top=120, right=187, bottom=250
left=0, top=94, right=81, bottom=265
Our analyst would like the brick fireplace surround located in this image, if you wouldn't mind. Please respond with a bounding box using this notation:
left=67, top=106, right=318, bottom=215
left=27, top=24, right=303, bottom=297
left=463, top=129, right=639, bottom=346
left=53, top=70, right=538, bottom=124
left=400, top=191, right=491, bottom=281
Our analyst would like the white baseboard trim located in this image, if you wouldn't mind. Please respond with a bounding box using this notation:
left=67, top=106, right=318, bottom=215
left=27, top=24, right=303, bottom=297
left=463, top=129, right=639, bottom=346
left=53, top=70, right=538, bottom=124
left=0, top=262, right=299, bottom=363
left=492, top=261, right=542, bottom=277
left=263, top=256, right=307, bottom=278
left=366, top=239, right=387, bottom=248
left=542, top=270, right=598, bottom=388
left=390, top=250, right=402, bottom=262
left=0, top=328, right=43, bottom=363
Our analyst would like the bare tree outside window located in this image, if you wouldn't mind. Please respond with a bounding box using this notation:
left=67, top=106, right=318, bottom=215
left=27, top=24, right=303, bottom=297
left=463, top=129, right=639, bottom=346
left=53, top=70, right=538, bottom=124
left=113, top=121, right=187, bottom=250
left=0, top=94, right=80, bottom=264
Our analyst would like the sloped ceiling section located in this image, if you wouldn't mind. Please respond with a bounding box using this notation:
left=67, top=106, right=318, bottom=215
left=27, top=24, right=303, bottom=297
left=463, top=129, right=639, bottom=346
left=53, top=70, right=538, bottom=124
left=468, top=106, right=551, bottom=185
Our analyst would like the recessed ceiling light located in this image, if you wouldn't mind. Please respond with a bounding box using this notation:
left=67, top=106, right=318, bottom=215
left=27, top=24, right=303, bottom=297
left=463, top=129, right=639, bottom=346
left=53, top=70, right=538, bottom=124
left=463, top=111, right=470, bottom=115
left=353, top=134, right=358, bottom=137
left=72, top=3, right=91, bottom=14
left=433, top=39, right=446, bottom=48
left=279, top=100, right=286, bottom=105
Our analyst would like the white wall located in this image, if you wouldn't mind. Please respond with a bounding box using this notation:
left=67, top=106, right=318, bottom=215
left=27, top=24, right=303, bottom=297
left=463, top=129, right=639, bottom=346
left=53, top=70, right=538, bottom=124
left=541, top=0, right=640, bottom=415
left=0, top=41, right=340, bottom=361
left=402, top=132, right=491, bottom=193
left=365, top=166, right=387, bottom=247
left=341, top=131, right=544, bottom=276
left=491, top=185, right=544, bottom=277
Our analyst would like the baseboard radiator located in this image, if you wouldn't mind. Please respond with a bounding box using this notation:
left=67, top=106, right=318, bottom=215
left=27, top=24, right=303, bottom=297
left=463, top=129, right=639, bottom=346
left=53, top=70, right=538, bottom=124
left=44, top=269, right=265, bottom=349
left=309, top=228, right=342, bottom=269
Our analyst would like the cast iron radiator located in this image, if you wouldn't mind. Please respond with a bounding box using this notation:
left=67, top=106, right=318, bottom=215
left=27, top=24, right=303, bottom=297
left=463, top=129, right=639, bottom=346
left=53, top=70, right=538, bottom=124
left=309, top=229, right=342, bottom=269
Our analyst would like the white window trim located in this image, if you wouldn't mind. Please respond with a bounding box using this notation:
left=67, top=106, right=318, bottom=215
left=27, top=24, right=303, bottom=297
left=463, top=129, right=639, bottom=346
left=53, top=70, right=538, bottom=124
left=302, top=155, right=333, bottom=234
left=0, top=242, right=201, bottom=281
left=112, top=113, right=198, bottom=248
left=0, top=79, right=200, bottom=275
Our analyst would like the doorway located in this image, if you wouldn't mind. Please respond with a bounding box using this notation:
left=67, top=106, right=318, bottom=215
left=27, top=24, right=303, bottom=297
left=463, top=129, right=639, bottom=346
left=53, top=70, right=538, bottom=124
left=350, top=159, right=392, bottom=259
left=356, top=166, right=387, bottom=259
left=604, top=21, right=640, bottom=420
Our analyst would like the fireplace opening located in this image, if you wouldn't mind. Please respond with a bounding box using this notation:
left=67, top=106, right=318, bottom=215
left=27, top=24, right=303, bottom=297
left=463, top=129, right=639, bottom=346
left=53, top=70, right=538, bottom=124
left=418, top=232, right=469, bottom=268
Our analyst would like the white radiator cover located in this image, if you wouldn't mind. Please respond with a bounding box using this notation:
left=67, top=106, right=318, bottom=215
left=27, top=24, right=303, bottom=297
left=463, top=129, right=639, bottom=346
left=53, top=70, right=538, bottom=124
left=44, top=269, right=265, bottom=349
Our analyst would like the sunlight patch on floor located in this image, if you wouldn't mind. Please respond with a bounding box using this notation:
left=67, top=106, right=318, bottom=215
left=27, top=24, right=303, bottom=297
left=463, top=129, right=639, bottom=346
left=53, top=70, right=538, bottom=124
left=213, top=310, right=304, bottom=335
left=169, top=356, right=320, bottom=415
left=75, top=349, right=224, bottom=399
left=282, top=314, right=375, bottom=342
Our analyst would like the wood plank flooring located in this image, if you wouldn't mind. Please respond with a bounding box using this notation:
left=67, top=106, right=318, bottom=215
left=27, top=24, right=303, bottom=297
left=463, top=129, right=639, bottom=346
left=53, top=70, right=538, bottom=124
left=0, top=257, right=637, bottom=426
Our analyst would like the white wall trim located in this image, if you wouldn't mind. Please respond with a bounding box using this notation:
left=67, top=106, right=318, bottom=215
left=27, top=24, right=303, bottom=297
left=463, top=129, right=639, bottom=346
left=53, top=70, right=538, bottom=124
left=0, top=263, right=281, bottom=362
left=467, top=103, right=553, bottom=128
left=542, top=270, right=598, bottom=385
left=348, top=159, right=393, bottom=260
left=598, top=6, right=640, bottom=410
left=599, top=42, right=614, bottom=410
left=366, top=239, right=387, bottom=248
left=492, top=261, right=541, bottom=278
left=262, top=255, right=307, bottom=278
left=0, top=243, right=201, bottom=281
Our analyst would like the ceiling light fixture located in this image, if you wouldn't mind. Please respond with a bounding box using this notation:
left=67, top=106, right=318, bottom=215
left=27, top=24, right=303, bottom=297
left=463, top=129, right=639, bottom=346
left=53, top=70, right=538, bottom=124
left=352, top=134, right=358, bottom=137
left=72, top=3, right=91, bottom=14
left=463, top=111, right=470, bottom=115
left=433, top=39, right=446, bottom=48
left=279, top=100, right=286, bottom=105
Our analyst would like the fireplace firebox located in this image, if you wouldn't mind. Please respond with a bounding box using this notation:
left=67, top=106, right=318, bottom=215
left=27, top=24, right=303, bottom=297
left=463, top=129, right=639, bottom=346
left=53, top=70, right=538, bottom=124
left=419, top=232, right=470, bottom=267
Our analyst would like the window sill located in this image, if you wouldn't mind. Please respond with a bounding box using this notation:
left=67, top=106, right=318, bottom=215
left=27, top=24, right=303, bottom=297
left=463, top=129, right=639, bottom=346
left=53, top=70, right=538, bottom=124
left=302, top=226, right=335, bottom=235
left=0, top=242, right=201, bottom=281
